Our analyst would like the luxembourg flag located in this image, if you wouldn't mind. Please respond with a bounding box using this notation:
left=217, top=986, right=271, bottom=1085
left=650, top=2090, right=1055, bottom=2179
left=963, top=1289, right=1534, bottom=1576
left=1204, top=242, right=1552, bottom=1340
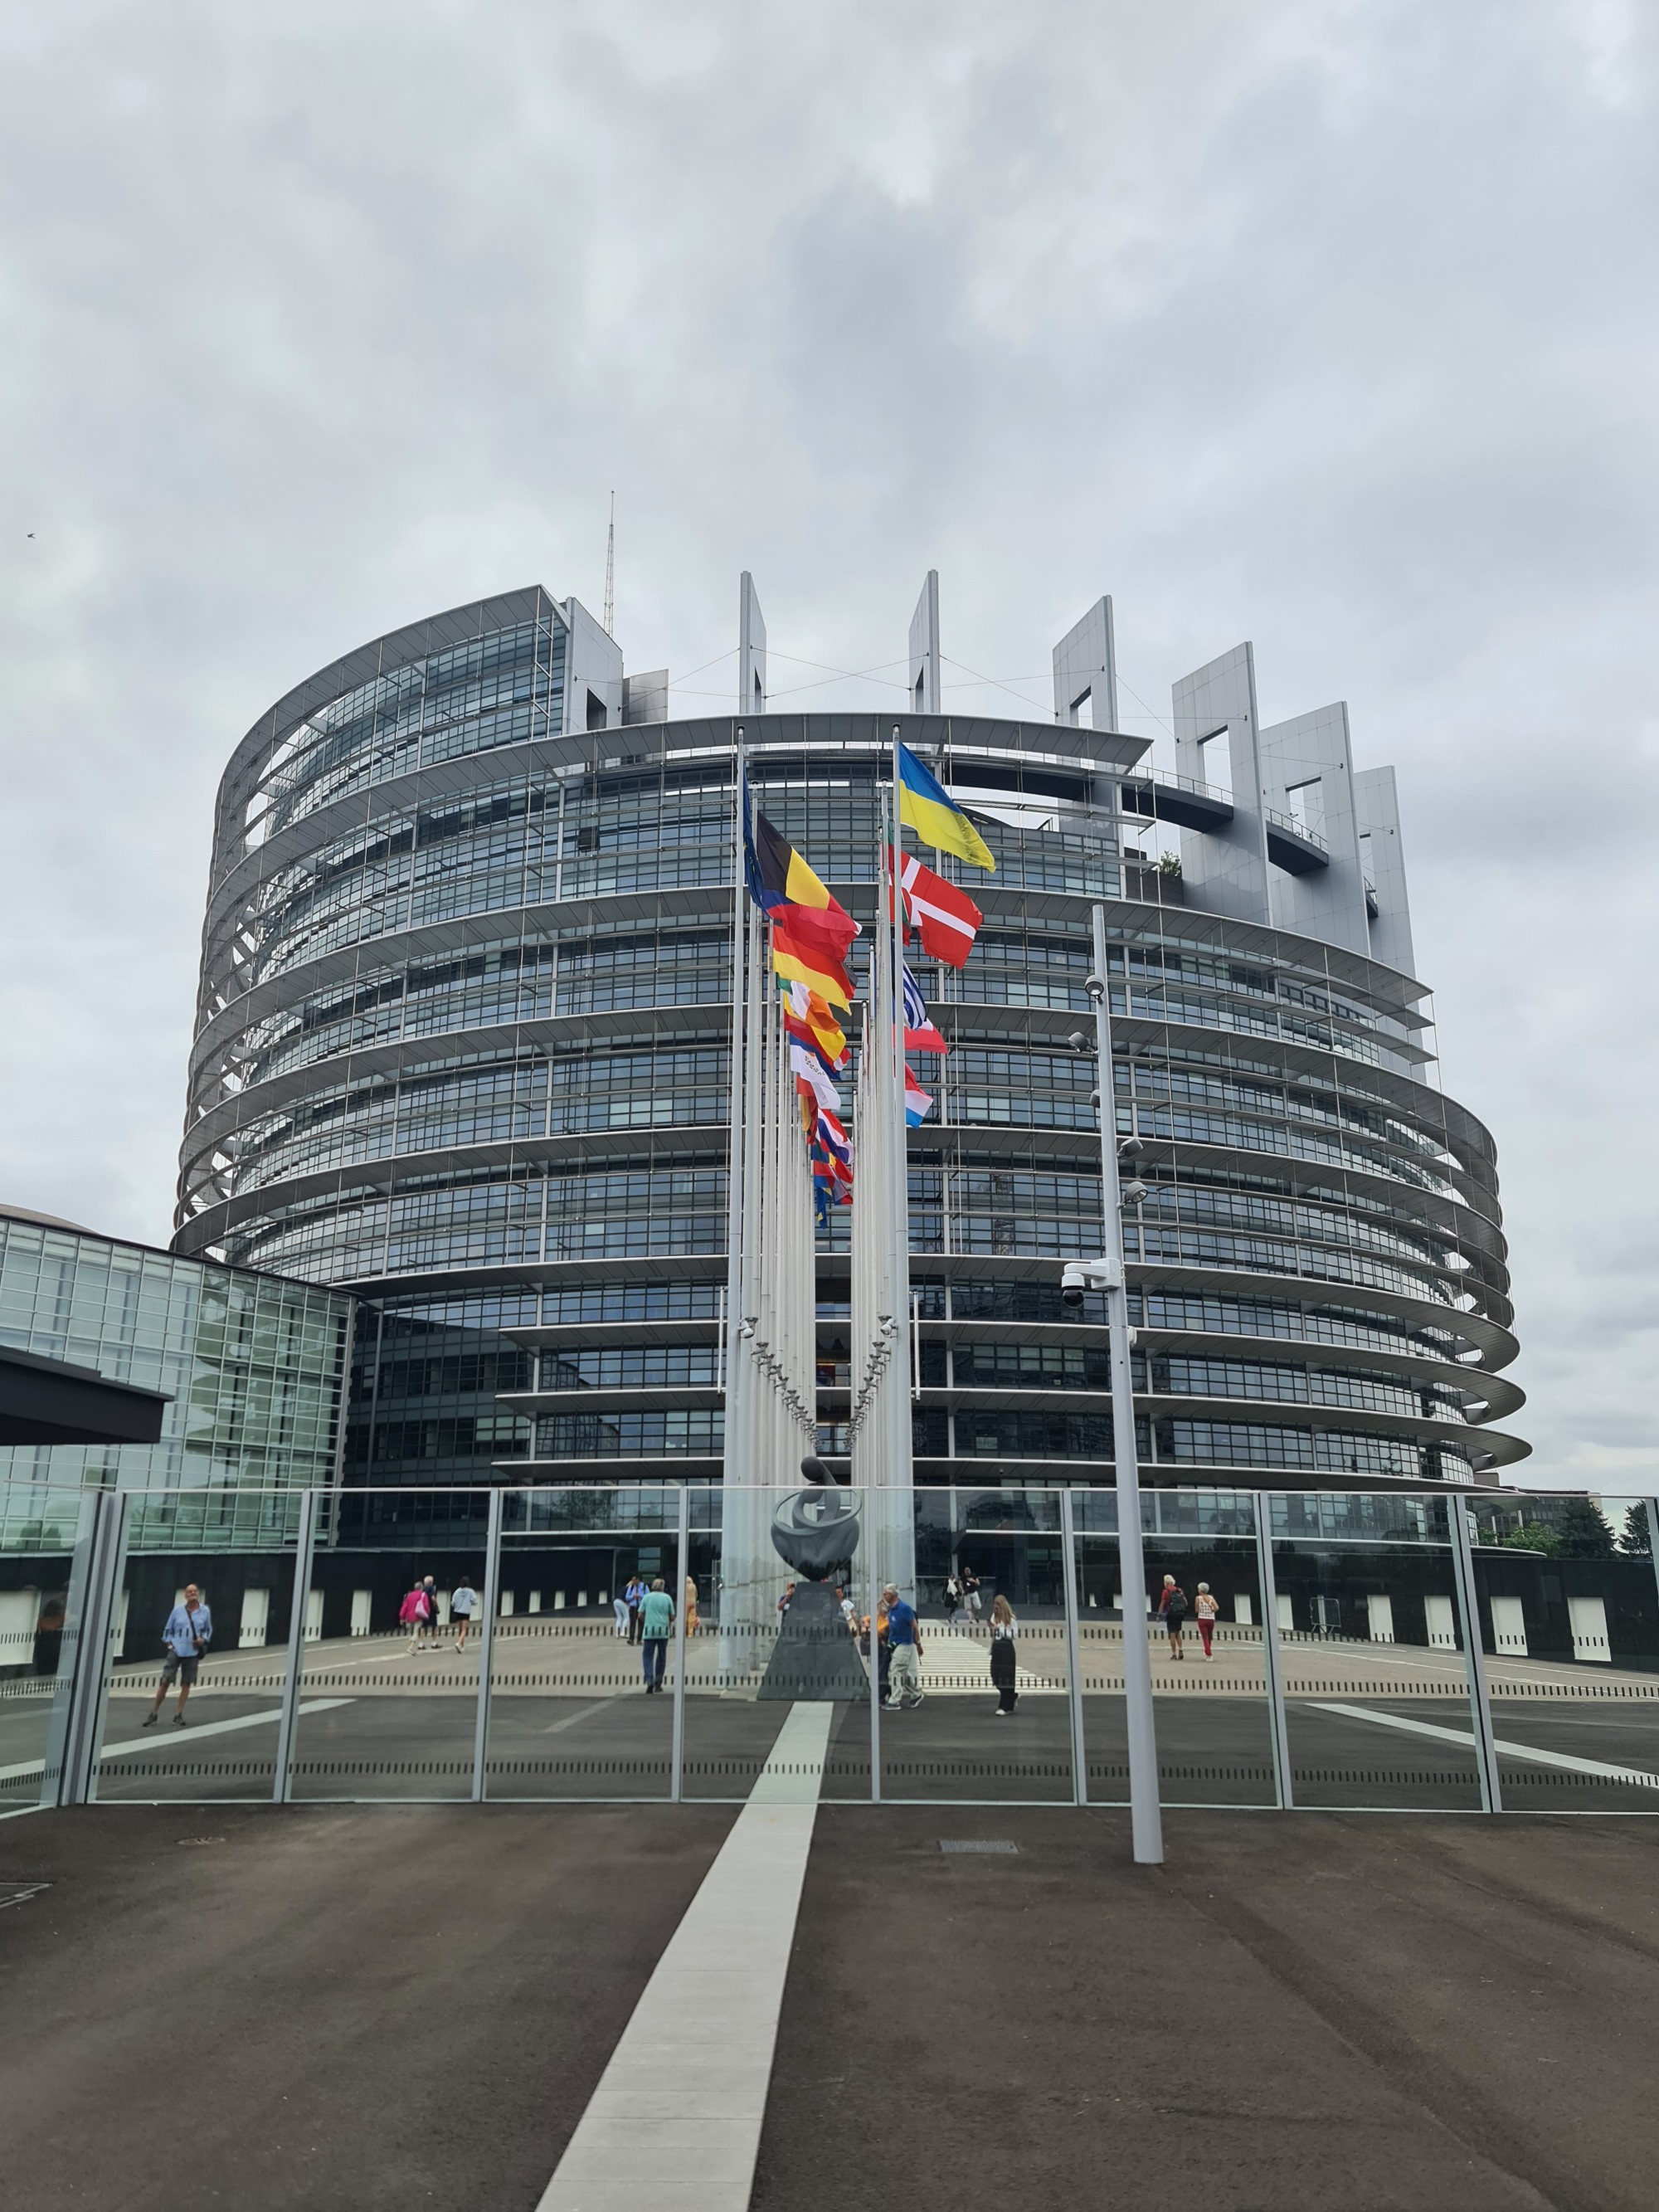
left=904, top=1068, right=934, bottom=1128
left=902, top=961, right=948, bottom=1055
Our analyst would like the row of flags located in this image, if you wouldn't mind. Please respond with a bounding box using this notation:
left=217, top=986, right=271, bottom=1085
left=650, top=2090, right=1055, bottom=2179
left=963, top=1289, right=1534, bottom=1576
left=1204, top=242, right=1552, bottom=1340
left=742, top=742, right=995, bottom=1218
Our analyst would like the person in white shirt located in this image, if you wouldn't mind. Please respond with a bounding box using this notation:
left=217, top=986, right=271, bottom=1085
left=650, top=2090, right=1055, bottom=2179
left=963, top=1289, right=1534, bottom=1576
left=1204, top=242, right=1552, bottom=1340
left=450, top=1576, right=478, bottom=1652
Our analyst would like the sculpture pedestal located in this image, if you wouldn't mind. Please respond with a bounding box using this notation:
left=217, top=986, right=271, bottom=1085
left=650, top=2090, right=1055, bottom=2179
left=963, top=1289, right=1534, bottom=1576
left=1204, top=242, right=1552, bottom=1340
left=757, top=1581, right=870, bottom=1702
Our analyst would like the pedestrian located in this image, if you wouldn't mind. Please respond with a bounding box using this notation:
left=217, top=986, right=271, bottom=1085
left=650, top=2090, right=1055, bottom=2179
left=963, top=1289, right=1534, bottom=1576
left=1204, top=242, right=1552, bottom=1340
left=837, top=1586, right=857, bottom=1634
left=963, top=1568, right=983, bottom=1622
left=399, top=1579, right=431, bottom=1654
left=1194, top=1582, right=1219, bottom=1660
left=777, top=1581, right=795, bottom=1624
left=450, top=1576, right=477, bottom=1653
left=625, top=1573, right=646, bottom=1645
left=142, top=1582, right=213, bottom=1727
left=684, top=1574, right=699, bottom=1638
left=944, top=1571, right=965, bottom=1623
left=989, top=1593, right=1019, bottom=1715
left=883, top=1582, right=923, bottom=1708
left=421, top=1575, right=441, bottom=1644
left=639, top=1576, right=675, bottom=1693
left=612, top=1589, right=630, bottom=1638
left=1157, top=1572, right=1188, bottom=1659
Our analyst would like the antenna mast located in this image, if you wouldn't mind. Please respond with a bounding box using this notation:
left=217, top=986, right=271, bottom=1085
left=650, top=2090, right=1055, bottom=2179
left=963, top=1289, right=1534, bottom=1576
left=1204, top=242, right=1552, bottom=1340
left=603, top=490, right=615, bottom=637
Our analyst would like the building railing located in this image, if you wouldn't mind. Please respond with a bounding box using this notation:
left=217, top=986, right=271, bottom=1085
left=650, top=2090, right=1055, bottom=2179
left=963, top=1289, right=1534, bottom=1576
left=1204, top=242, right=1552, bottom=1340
left=2, top=1484, right=1653, bottom=1818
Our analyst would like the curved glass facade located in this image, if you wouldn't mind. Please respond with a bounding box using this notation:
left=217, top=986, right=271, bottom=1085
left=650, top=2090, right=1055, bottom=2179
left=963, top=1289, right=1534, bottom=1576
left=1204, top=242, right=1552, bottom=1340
left=175, top=592, right=1526, bottom=1493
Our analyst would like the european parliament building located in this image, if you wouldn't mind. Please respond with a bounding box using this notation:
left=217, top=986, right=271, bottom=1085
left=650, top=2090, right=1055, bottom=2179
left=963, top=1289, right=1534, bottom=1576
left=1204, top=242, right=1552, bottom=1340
left=172, top=581, right=1527, bottom=1495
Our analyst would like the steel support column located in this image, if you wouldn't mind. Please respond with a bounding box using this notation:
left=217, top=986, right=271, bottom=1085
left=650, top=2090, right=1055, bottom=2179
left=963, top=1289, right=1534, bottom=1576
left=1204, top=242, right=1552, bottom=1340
left=1448, top=1496, right=1502, bottom=1813
left=470, top=1487, right=506, bottom=1801
left=1058, top=1488, right=1088, bottom=1805
left=1253, top=1491, right=1293, bottom=1810
left=271, top=1487, right=319, bottom=1804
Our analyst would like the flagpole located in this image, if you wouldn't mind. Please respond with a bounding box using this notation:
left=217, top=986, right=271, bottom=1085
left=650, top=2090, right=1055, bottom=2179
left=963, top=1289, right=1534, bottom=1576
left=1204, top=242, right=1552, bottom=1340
left=887, top=724, right=915, bottom=1597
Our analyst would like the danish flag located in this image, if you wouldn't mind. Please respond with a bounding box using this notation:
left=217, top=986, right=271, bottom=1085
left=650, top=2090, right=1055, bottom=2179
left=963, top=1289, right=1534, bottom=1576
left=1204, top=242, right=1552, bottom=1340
left=895, top=850, right=983, bottom=969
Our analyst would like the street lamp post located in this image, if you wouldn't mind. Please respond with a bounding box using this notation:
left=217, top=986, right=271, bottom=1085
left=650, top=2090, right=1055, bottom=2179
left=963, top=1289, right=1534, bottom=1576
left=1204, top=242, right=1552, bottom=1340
left=1084, top=904, right=1163, bottom=1866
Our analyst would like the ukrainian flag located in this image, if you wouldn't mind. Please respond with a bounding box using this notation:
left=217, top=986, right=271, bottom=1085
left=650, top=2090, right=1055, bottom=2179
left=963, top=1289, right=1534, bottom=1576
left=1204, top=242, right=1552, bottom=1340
left=897, top=744, right=996, bottom=870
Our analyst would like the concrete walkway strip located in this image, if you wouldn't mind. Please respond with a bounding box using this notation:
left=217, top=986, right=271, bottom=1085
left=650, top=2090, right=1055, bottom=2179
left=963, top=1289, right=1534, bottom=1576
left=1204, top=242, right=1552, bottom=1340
left=537, top=1700, right=834, bottom=2212
left=0, top=1698, right=355, bottom=1784
left=1309, top=1700, right=1659, bottom=1788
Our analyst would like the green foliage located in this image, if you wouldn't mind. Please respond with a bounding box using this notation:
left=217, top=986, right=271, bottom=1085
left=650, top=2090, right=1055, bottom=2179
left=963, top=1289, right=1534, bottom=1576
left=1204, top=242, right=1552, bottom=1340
left=1619, top=1502, right=1653, bottom=1557
left=1501, top=1525, right=1559, bottom=1557
left=1157, top=851, right=1183, bottom=878
left=1554, top=1498, right=1616, bottom=1559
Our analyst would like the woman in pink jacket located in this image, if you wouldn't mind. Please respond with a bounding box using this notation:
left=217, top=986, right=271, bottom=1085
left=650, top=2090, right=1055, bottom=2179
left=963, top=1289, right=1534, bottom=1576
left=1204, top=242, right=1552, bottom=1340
left=398, top=1581, right=431, bottom=1654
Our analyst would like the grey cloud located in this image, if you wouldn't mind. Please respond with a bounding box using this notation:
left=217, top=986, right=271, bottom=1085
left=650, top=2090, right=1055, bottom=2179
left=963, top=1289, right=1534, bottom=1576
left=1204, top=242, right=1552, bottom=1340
left=2, top=0, right=1657, bottom=1488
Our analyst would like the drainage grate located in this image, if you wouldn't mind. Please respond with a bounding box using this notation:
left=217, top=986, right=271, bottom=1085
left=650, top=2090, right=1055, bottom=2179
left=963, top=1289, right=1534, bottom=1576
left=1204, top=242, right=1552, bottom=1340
left=0, top=1882, right=51, bottom=1912
left=939, top=1840, right=1019, bottom=1855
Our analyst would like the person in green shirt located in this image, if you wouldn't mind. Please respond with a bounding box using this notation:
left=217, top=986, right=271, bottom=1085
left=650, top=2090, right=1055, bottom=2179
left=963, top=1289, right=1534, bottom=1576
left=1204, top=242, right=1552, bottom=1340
left=639, top=1577, right=676, bottom=1693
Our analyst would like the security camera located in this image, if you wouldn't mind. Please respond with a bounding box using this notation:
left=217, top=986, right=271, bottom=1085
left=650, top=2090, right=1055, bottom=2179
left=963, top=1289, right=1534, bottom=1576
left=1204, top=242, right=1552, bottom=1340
left=1090, top=1090, right=1102, bottom=1108
left=1084, top=973, right=1106, bottom=1000
left=1117, top=1135, right=1145, bottom=1157
left=1060, top=1257, right=1123, bottom=1306
left=1067, top=1030, right=1091, bottom=1052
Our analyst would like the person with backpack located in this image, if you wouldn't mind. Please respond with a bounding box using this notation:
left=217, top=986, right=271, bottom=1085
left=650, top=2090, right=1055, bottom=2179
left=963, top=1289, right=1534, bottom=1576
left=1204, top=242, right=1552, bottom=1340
left=1157, top=1572, right=1189, bottom=1659
left=141, top=1583, right=213, bottom=1727
left=399, top=1578, right=431, bottom=1654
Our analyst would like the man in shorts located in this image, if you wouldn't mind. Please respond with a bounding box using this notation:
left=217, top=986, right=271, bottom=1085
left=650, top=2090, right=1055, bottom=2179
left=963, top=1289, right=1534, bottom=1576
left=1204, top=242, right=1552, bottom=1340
left=142, top=1583, right=213, bottom=1728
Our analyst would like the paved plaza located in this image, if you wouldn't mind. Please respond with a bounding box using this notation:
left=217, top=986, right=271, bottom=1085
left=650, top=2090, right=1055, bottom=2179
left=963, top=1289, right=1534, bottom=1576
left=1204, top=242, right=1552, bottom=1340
left=2, top=1795, right=1657, bottom=2210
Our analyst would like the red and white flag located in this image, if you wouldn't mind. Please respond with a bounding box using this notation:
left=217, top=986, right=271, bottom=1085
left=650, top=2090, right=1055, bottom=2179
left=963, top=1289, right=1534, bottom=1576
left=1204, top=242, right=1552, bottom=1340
left=896, top=850, right=983, bottom=969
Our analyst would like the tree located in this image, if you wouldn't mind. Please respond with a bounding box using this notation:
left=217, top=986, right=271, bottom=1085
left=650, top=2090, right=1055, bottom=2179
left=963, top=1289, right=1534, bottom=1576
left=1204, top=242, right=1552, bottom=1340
left=1502, top=1524, right=1559, bottom=1557
left=1554, top=1498, right=1616, bottom=1559
left=1620, top=1503, right=1653, bottom=1557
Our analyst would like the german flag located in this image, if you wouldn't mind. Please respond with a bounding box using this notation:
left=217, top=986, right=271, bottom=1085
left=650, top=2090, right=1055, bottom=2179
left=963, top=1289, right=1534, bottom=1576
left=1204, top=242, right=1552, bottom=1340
left=772, top=916, right=854, bottom=1010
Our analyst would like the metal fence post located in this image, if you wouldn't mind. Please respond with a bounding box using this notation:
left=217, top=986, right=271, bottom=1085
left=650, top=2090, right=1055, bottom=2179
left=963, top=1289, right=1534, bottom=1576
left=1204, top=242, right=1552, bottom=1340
left=1253, top=1492, right=1293, bottom=1810
left=470, top=1487, right=506, bottom=1803
left=868, top=1484, right=882, bottom=1803
left=1448, top=1496, right=1502, bottom=1813
left=60, top=1489, right=128, bottom=1808
left=670, top=1483, right=689, bottom=1802
left=271, top=1488, right=319, bottom=1805
left=1058, top=1488, right=1088, bottom=1805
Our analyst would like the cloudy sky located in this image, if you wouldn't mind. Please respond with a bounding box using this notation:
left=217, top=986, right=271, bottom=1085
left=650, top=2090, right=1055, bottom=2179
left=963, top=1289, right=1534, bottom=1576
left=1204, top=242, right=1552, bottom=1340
left=2, top=0, right=1655, bottom=1489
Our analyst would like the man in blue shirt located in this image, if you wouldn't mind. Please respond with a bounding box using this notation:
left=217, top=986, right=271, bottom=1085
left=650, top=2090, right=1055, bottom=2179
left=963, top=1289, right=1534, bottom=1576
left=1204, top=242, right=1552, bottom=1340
left=142, top=1583, right=213, bottom=1728
left=637, top=1578, right=676, bottom=1693
left=883, top=1582, right=924, bottom=1709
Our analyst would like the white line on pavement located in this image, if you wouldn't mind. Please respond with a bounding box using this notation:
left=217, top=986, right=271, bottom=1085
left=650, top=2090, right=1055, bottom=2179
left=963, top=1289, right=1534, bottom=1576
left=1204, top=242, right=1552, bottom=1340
left=542, top=1698, right=623, bottom=1737
left=536, top=1700, right=835, bottom=2211
left=0, top=1698, right=355, bottom=1784
left=1307, top=1701, right=1659, bottom=1789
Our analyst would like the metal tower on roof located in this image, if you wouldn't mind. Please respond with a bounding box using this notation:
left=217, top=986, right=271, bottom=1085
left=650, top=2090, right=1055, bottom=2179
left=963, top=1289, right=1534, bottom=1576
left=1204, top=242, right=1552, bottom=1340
left=603, top=491, right=615, bottom=638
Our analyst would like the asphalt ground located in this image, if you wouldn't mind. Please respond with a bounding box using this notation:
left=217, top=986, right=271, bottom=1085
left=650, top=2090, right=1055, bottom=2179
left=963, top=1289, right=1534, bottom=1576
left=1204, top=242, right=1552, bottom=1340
left=4, top=1802, right=1659, bottom=2210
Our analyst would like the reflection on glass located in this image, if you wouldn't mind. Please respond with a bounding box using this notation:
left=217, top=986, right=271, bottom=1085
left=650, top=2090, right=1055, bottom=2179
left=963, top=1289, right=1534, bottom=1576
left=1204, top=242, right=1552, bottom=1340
left=289, top=1489, right=487, bottom=1801
left=1076, top=1489, right=1275, bottom=1808
left=94, top=1498, right=304, bottom=1802
left=1271, top=1492, right=1482, bottom=1810
left=873, top=1488, right=1074, bottom=1805
left=0, top=1492, right=95, bottom=1811
left=483, top=1487, right=676, bottom=1800
left=1469, top=1493, right=1659, bottom=1812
